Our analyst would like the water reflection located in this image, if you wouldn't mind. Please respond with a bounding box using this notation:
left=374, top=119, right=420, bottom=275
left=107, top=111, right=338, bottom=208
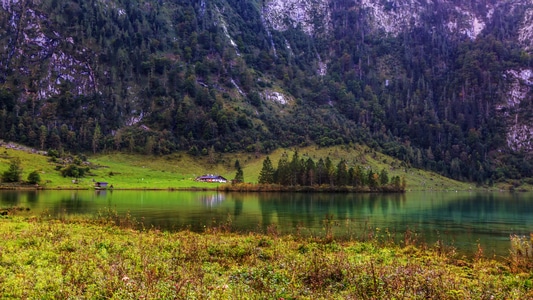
left=0, top=191, right=21, bottom=206
left=230, top=193, right=244, bottom=217
left=199, top=193, right=225, bottom=207
left=2, top=190, right=533, bottom=256
left=27, top=191, right=38, bottom=204
left=51, top=192, right=95, bottom=215
left=256, top=193, right=408, bottom=234
left=95, top=190, right=109, bottom=198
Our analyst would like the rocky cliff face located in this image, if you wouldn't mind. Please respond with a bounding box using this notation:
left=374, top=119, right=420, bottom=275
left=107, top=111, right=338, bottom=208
left=261, top=0, right=533, bottom=153
left=263, top=0, right=330, bottom=36
left=263, top=0, right=498, bottom=39
left=0, top=0, right=97, bottom=102
left=501, top=68, right=533, bottom=152
left=500, top=2, right=533, bottom=151
left=519, top=6, right=533, bottom=51
left=502, top=5, right=533, bottom=152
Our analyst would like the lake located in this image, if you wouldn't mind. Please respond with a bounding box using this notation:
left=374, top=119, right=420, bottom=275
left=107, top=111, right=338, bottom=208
left=1, top=190, right=532, bottom=257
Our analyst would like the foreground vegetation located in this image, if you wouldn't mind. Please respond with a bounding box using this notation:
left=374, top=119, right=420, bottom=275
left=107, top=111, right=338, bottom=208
left=1, top=210, right=532, bottom=299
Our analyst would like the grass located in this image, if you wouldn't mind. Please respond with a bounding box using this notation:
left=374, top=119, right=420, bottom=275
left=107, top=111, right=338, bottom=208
left=0, top=147, right=74, bottom=188
left=1, top=210, right=532, bottom=299
left=0, top=143, right=522, bottom=191
left=77, top=145, right=482, bottom=191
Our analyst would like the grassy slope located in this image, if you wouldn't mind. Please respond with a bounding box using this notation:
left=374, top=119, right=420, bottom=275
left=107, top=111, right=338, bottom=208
left=0, top=147, right=72, bottom=188
left=0, top=143, right=488, bottom=190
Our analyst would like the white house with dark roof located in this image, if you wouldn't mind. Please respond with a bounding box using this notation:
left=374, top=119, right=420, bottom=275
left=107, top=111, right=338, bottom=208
left=195, top=174, right=227, bottom=183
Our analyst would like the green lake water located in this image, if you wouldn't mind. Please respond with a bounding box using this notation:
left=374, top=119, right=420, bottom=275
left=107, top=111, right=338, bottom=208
left=2, top=190, right=532, bottom=257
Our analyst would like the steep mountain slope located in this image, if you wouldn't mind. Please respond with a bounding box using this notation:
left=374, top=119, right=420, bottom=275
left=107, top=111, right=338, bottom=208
left=1, top=0, right=533, bottom=184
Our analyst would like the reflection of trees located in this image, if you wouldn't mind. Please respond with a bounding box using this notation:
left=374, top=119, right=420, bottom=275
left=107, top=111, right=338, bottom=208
left=0, top=191, right=20, bottom=206
left=26, top=191, right=38, bottom=205
left=256, top=191, right=533, bottom=239
left=51, top=192, right=94, bottom=215
left=433, top=193, right=533, bottom=227
left=257, top=193, right=407, bottom=234
left=231, top=193, right=244, bottom=217
left=258, top=193, right=277, bottom=230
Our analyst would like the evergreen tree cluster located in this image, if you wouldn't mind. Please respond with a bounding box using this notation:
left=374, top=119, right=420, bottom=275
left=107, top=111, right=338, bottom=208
left=258, top=152, right=405, bottom=191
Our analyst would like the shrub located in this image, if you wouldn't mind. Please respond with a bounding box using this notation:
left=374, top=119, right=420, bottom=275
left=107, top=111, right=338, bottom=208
left=27, top=170, right=41, bottom=184
left=61, top=164, right=89, bottom=178
left=48, top=149, right=60, bottom=159
left=1, top=158, right=22, bottom=183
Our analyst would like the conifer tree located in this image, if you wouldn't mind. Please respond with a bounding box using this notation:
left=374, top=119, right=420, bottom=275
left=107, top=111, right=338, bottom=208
left=275, top=153, right=290, bottom=185
left=391, top=176, right=401, bottom=189
left=92, top=123, right=101, bottom=154
left=289, top=151, right=301, bottom=186
left=325, top=157, right=335, bottom=186
left=258, top=156, right=275, bottom=184
left=379, top=168, right=389, bottom=185
left=353, top=166, right=365, bottom=187
left=336, top=159, right=348, bottom=186
left=234, top=160, right=244, bottom=183
left=1, top=158, right=22, bottom=183
left=367, top=169, right=378, bottom=188
left=304, top=157, right=316, bottom=186
left=39, top=125, right=47, bottom=150
left=316, top=158, right=326, bottom=185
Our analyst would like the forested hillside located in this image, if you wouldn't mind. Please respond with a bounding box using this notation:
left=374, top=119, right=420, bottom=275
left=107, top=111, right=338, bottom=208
left=1, top=0, right=533, bottom=185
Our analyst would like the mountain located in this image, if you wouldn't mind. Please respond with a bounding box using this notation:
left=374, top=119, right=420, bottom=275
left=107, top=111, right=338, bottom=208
left=1, top=0, right=533, bottom=184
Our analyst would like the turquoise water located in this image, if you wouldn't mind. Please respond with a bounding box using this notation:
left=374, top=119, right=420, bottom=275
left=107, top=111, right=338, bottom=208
left=2, top=190, right=532, bottom=257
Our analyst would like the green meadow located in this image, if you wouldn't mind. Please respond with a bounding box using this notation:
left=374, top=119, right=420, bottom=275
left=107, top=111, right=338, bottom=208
left=0, top=144, right=477, bottom=191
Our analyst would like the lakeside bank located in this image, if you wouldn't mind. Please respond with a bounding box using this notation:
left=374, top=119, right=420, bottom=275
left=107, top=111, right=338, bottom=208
left=1, top=212, right=532, bottom=299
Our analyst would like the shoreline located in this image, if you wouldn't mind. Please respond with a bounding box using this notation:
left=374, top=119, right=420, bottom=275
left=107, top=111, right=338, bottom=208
left=4, top=181, right=407, bottom=192
left=1, top=183, right=524, bottom=192
left=0, top=185, right=405, bottom=193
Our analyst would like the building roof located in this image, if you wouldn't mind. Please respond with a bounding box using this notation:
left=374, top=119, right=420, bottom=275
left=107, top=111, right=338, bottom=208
left=196, top=174, right=227, bottom=181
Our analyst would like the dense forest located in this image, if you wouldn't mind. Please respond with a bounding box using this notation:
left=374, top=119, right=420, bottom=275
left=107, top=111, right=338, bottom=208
left=1, top=0, right=533, bottom=185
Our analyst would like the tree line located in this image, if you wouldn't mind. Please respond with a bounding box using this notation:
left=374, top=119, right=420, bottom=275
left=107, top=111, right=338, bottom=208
left=257, top=151, right=405, bottom=192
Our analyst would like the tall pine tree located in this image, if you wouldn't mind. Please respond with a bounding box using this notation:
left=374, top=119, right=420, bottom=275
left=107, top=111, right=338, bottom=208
left=258, top=156, right=275, bottom=184
left=233, top=160, right=244, bottom=183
